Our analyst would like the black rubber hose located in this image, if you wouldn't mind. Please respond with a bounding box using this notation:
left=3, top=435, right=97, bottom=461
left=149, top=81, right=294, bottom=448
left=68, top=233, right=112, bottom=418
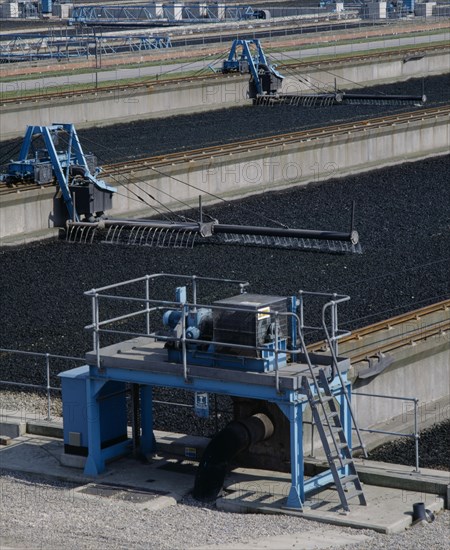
left=193, top=413, right=273, bottom=501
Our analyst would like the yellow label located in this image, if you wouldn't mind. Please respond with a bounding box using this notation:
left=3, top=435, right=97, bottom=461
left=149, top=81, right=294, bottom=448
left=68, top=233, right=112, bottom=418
left=257, top=306, right=271, bottom=320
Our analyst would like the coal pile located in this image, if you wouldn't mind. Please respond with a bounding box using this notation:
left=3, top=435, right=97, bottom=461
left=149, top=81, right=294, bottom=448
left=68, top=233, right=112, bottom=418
left=369, top=419, right=450, bottom=471
left=0, top=154, right=449, bottom=436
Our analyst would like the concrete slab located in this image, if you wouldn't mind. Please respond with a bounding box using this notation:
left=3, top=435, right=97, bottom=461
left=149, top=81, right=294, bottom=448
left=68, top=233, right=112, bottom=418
left=0, top=227, right=60, bottom=247
left=0, top=410, right=446, bottom=534
left=189, top=529, right=371, bottom=550
left=218, top=468, right=444, bottom=534
left=0, top=433, right=195, bottom=511
left=0, top=420, right=26, bottom=439
left=0, top=408, right=62, bottom=439
left=305, top=456, right=450, bottom=508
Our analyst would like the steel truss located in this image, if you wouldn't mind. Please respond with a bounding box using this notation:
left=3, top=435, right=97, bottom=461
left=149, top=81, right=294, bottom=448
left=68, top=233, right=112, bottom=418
left=0, top=34, right=171, bottom=62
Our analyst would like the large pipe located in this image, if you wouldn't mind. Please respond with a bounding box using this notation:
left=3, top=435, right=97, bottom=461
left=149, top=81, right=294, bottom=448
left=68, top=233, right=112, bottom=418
left=193, top=413, right=274, bottom=501
left=341, top=93, right=426, bottom=103
left=67, top=219, right=359, bottom=244
left=214, top=224, right=359, bottom=245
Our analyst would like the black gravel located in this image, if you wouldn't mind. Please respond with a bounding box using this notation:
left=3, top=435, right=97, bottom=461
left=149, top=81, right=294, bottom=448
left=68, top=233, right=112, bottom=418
left=75, top=74, right=450, bottom=163
left=369, top=420, right=450, bottom=471
left=1, top=73, right=449, bottom=166
left=0, top=154, right=449, bottom=436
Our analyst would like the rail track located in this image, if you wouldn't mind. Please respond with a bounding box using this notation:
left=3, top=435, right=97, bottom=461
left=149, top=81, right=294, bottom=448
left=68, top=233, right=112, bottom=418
left=1, top=104, right=449, bottom=197
left=101, top=104, right=450, bottom=174
left=309, top=299, right=450, bottom=364
left=1, top=43, right=447, bottom=105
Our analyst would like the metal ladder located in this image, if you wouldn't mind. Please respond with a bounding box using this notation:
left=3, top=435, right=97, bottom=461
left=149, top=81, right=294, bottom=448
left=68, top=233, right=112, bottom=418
left=301, top=368, right=366, bottom=512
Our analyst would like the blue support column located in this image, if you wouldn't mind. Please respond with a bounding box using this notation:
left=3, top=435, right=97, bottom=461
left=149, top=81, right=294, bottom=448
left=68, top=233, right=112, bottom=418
left=84, top=374, right=107, bottom=476
left=279, top=401, right=305, bottom=509
left=18, top=126, right=36, bottom=160
left=140, top=385, right=156, bottom=457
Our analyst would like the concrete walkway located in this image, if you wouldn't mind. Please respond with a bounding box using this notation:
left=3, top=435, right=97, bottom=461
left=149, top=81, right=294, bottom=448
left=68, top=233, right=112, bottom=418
left=0, top=407, right=446, bottom=536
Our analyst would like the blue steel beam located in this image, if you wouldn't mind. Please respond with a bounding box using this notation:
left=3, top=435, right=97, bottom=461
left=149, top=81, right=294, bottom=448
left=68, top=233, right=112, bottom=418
left=83, top=362, right=351, bottom=506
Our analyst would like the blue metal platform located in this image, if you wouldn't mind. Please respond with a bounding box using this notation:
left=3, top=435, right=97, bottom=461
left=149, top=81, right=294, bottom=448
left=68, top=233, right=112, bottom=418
left=59, top=273, right=363, bottom=511
left=81, top=338, right=352, bottom=509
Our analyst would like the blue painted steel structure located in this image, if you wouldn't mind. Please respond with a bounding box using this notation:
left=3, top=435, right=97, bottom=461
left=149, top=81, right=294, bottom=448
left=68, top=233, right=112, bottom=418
left=69, top=4, right=262, bottom=26
left=402, top=0, right=415, bottom=12
left=0, top=35, right=171, bottom=62
left=222, top=39, right=284, bottom=96
left=4, top=124, right=116, bottom=222
left=60, top=273, right=366, bottom=511
left=41, top=0, right=52, bottom=14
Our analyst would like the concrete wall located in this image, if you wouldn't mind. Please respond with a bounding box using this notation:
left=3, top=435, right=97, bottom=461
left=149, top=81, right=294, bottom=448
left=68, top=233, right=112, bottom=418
left=2, top=50, right=449, bottom=140
left=281, top=50, right=449, bottom=95
left=1, top=75, right=249, bottom=140
left=109, top=113, right=450, bottom=217
left=352, top=338, right=450, bottom=448
left=1, top=113, right=449, bottom=240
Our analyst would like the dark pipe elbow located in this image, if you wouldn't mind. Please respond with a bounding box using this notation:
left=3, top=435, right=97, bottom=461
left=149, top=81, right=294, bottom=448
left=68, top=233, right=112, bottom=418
left=193, top=413, right=273, bottom=502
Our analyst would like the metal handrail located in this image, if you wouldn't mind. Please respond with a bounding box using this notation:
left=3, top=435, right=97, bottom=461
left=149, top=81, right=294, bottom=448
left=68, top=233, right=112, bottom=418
left=321, top=299, right=367, bottom=457
left=0, top=347, right=229, bottom=427
left=83, top=274, right=358, bottom=401
left=351, top=391, right=420, bottom=472
left=0, top=348, right=85, bottom=421
left=0, top=347, right=423, bottom=471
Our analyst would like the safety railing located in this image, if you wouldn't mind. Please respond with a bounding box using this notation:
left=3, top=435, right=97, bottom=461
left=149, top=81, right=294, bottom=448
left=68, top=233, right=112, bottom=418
left=0, top=348, right=422, bottom=469
left=351, top=391, right=421, bottom=472
left=0, top=348, right=85, bottom=421
left=84, top=273, right=355, bottom=393
left=307, top=388, right=421, bottom=471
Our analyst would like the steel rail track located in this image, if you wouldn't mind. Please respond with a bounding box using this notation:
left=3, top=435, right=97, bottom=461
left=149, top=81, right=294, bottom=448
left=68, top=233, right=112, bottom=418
left=308, top=299, right=450, bottom=363
left=1, top=43, right=448, bottom=105
left=100, top=105, right=450, bottom=175
left=1, top=105, right=449, bottom=197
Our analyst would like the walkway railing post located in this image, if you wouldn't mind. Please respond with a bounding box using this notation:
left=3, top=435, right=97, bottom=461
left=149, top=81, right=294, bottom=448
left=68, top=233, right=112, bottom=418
left=45, top=353, right=51, bottom=421
left=145, top=275, right=150, bottom=334
left=414, top=397, right=420, bottom=473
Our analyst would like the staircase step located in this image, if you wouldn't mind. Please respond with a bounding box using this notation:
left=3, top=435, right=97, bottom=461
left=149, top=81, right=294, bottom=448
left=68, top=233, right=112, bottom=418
left=313, top=395, right=334, bottom=404
left=329, top=426, right=344, bottom=434
left=340, top=474, right=358, bottom=485
left=337, top=458, right=354, bottom=466
left=345, top=489, right=365, bottom=501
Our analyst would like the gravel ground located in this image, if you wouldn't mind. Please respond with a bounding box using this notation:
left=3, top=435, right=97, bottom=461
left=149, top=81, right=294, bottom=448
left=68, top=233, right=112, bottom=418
left=0, top=470, right=449, bottom=550
left=1, top=73, right=449, bottom=166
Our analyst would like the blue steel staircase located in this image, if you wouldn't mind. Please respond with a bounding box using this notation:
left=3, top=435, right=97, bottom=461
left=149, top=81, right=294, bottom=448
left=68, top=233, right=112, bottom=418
left=301, top=370, right=366, bottom=511
left=296, top=293, right=367, bottom=512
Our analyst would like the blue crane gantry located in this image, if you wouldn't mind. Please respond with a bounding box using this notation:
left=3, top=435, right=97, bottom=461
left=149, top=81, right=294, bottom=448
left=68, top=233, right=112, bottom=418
left=4, top=124, right=116, bottom=222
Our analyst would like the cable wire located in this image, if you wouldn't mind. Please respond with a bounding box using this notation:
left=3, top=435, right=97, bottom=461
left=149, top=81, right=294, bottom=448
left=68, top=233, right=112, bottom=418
left=72, top=133, right=200, bottom=222
left=76, top=131, right=291, bottom=228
